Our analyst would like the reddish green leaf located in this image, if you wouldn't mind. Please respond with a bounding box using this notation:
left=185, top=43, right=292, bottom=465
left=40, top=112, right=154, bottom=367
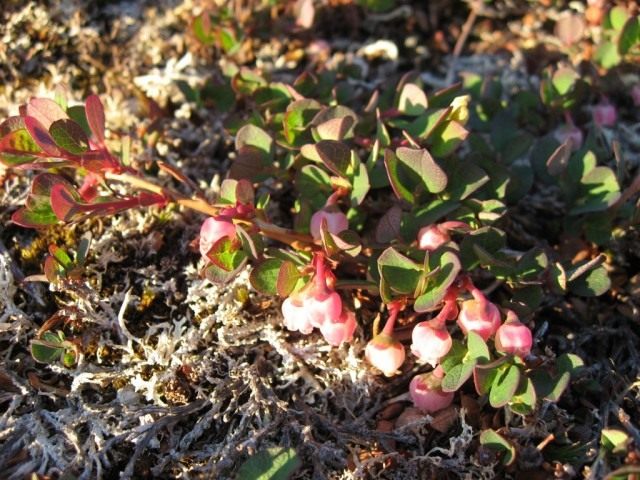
left=26, top=98, right=67, bottom=129
left=396, top=147, right=448, bottom=194
left=397, top=83, right=428, bottom=115
left=24, top=116, right=61, bottom=156
left=249, top=258, right=283, bottom=295
left=479, top=429, right=516, bottom=466
left=85, top=94, right=106, bottom=144
left=49, top=119, right=89, bottom=155
left=0, top=127, right=42, bottom=166
left=50, top=183, right=83, bottom=222
left=276, top=261, right=300, bottom=298
left=301, top=140, right=351, bottom=177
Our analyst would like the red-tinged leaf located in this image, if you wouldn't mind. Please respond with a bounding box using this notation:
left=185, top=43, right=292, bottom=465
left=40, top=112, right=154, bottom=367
left=0, top=116, right=25, bottom=137
left=44, top=255, right=64, bottom=282
left=375, top=205, right=402, bottom=243
left=397, top=83, right=428, bottom=115
left=48, top=244, right=73, bottom=269
left=11, top=207, right=59, bottom=228
left=235, top=179, right=255, bottom=205
left=85, top=94, right=106, bottom=144
left=0, top=128, right=43, bottom=166
left=314, top=116, right=355, bottom=141
left=50, top=183, right=83, bottom=222
left=26, top=98, right=67, bottom=129
left=24, top=116, right=61, bottom=156
left=396, top=147, right=448, bottom=193
left=49, top=119, right=89, bottom=155
left=384, top=148, right=414, bottom=203
left=546, top=140, right=572, bottom=175
left=301, top=140, right=351, bottom=177
left=80, top=150, right=118, bottom=172
left=276, top=261, right=300, bottom=297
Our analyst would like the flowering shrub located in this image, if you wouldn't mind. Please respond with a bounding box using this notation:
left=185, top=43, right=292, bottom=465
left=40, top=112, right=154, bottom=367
left=2, top=14, right=637, bottom=418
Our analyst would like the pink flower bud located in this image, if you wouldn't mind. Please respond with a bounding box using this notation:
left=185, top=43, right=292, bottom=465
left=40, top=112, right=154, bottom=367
left=593, top=101, right=617, bottom=127
left=365, top=333, right=406, bottom=376
left=495, top=312, right=533, bottom=358
left=281, top=296, right=314, bottom=334
left=457, top=298, right=501, bottom=341
left=631, top=85, right=640, bottom=107
left=411, top=323, right=452, bottom=367
left=554, top=124, right=583, bottom=151
left=409, top=368, right=454, bottom=413
left=320, top=308, right=357, bottom=346
left=310, top=207, right=349, bottom=241
left=417, top=225, right=450, bottom=251
left=199, top=216, right=237, bottom=258
left=304, top=289, right=343, bottom=328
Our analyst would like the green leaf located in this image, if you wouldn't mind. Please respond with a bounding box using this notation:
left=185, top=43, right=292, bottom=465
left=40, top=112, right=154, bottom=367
left=276, top=261, right=300, bottom=298
left=395, top=147, right=448, bottom=194
left=31, top=332, right=65, bottom=364
left=466, top=331, right=490, bottom=362
left=384, top=148, right=414, bottom=203
left=459, top=227, right=506, bottom=270
left=192, top=13, right=216, bottom=45
left=414, top=250, right=461, bottom=312
left=531, top=353, right=583, bottom=402
left=509, top=377, right=537, bottom=415
left=49, top=119, right=89, bottom=155
left=441, top=340, right=466, bottom=373
left=601, top=429, right=630, bottom=454
left=236, top=124, right=273, bottom=162
left=0, top=123, right=43, bottom=167
left=404, top=108, right=451, bottom=140
left=479, top=429, right=516, bottom=466
left=441, top=361, right=475, bottom=392
left=397, top=83, right=428, bottom=115
left=206, top=237, right=247, bottom=274
left=568, top=264, right=611, bottom=297
left=552, top=67, right=579, bottom=96
left=295, top=165, right=333, bottom=211
left=377, top=247, right=422, bottom=295
left=429, top=120, right=468, bottom=157
left=313, top=115, right=355, bottom=141
left=249, top=258, right=283, bottom=295
left=348, top=153, right=370, bottom=206
left=236, top=447, right=301, bottom=480
left=619, top=16, right=640, bottom=55
left=442, top=159, right=488, bottom=201
left=489, top=363, right=521, bottom=408
left=608, top=6, right=629, bottom=31
left=301, top=140, right=351, bottom=177
left=595, top=41, right=621, bottom=69
left=474, top=365, right=499, bottom=395
left=570, top=166, right=621, bottom=215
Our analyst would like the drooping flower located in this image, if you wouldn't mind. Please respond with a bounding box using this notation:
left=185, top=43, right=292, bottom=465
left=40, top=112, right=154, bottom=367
left=365, top=333, right=406, bottom=377
left=495, top=310, right=533, bottom=358
left=320, top=308, right=357, bottom=346
left=281, top=295, right=314, bottom=334
left=310, top=207, right=349, bottom=241
left=417, top=221, right=469, bottom=251
left=457, top=293, right=501, bottom=341
left=411, top=322, right=452, bottom=367
left=409, top=366, right=454, bottom=413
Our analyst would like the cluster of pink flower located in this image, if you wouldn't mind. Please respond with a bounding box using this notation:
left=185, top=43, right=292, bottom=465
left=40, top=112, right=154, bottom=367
left=199, top=212, right=534, bottom=415
left=364, top=224, right=534, bottom=414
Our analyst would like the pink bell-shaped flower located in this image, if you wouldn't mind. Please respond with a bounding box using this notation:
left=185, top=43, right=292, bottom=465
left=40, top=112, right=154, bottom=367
left=320, top=308, right=357, bottom=346
left=457, top=293, right=501, bottom=341
left=365, top=333, right=406, bottom=376
left=409, top=366, right=454, bottom=413
left=281, top=296, right=314, bottom=335
left=303, top=253, right=342, bottom=328
left=632, top=85, right=640, bottom=107
left=554, top=123, right=583, bottom=151
left=411, top=322, right=452, bottom=368
left=495, top=310, right=533, bottom=358
left=417, top=225, right=450, bottom=251
left=199, top=216, right=237, bottom=258
left=310, top=207, right=349, bottom=241
left=593, top=99, right=617, bottom=127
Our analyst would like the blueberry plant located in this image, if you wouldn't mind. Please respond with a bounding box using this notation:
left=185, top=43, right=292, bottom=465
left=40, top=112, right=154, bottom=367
left=1, top=12, right=638, bottom=422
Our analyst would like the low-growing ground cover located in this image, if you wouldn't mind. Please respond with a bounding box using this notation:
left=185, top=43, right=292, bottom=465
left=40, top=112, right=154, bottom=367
left=0, top=1, right=639, bottom=479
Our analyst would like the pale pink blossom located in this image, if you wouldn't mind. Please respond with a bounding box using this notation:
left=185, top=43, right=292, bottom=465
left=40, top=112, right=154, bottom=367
left=409, top=367, right=454, bottom=413
left=310, top=207, right=349, bottom=241
left=281, top=296, right=314, bottom=334
left=495, top=311, right=533, bottom=358
left=411, top=322, right=452, bottom=367
left=457, top=297, right=501, bottom=341
left=365, top=333, right=406, bottom=377
left=320, top=308, right=357, bottom=346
